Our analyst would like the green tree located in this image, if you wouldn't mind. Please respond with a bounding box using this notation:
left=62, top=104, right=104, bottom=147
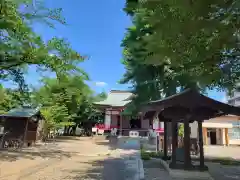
left=32, top=74, right=98, bottom=134
left=0, top=0, right=88, bottom=93
left=124, top=0, right=239, bottom=91
left=120, top=0, right=239, bottom=111
left=0, top=85, right=26, bottom=113
left=178, top=124, right=184, bottom=138
left=0, top=0, right=98, bottom=137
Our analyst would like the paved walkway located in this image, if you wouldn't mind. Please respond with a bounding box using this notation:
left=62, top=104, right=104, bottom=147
left=108, top=137, right=144, bottom=180
left=207, top=162, right=240, bottom=180
left=143, top=159, right=171, bottom=180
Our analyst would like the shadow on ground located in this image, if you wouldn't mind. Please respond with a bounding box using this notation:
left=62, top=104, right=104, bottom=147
left=0, top=148, right=77, bottom=161
left=0, top=136, right=82, bottom=162
left=44, top=136, right=84, bottom=143
left=63, top=153, right=138, bottom=180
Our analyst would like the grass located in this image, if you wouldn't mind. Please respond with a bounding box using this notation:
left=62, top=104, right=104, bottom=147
left=141, top=150, right=151, bottom=160
left=140, top=143, right=167, bottom=160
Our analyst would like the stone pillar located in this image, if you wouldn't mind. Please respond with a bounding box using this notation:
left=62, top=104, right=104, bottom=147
left=225, top=128, right=229, bottom=146
left=184, top=119, right=191, bottom=168
left=198, top=121, right=205, bottom=169
left=163, top=121, right=168, bottom=160
left=170, top=121, right=177, bottom=168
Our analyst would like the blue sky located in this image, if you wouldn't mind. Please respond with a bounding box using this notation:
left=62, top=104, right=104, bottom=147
left=27, top=0, right=131, bottom=92
left=3, top=0, right=226, bottom=102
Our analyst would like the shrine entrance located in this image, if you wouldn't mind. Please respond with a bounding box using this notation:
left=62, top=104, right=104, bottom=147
left=130, top=117, right=141, bottom=129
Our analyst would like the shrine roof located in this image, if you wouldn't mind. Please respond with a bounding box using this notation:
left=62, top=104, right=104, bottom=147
left=94, top=90, right=133, bottom=107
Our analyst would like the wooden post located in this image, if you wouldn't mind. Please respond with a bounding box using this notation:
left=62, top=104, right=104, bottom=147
left=184, top=119, right=191, bottom=169
left=225, top=128, right=229, bottom=146
left=156, top=134, right=160, bottom=152
left=198, top=121, right=205, bottom=169
left=203, top=127, right=207, bottom=145
left=170, top=121, right=177, bottom=168
left=176, top=123, right=178, bottom=148
left=23, top=119, right=29, bottom=147
left=120, top=113, right=123, bottom=136
left=163, top=121, right=168, bottom=160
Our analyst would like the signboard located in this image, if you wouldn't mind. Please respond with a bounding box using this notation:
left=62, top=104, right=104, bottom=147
left=153, top=118, right=159, bottom=129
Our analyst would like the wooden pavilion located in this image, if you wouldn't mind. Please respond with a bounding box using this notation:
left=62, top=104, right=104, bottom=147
left=141, top=89, right=240, bottom=171
left=0, top=106, right=44, bottom=147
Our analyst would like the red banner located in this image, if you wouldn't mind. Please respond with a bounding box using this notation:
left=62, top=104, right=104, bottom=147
left=155, top=128, right=164, bottom=132
left=95, top=124, right=119, bottom=130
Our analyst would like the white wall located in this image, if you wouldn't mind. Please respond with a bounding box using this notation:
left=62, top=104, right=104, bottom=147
left=216, top=129, right=222, bottom=145
left=229, top=139, right=240, bottom=145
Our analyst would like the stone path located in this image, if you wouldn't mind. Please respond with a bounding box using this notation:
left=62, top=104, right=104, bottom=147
left=143, top=159, right=171, bottom=180
left=110, top=137, right=144, bottom=180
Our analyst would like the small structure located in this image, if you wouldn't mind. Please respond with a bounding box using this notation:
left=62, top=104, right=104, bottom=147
left=0, top=106, right=44, bottom=147
left=94, top=90, right=135, bottom=135
left=141, top=89, right=240, bottom=173
left=201, top=115, right=240, bottom=145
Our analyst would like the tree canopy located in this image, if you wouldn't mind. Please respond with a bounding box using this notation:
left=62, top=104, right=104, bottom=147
left=121, top=0, right=240, bottom=111
left=0, top=0, right=88, bottom=91
left=0, top=0, right=106, bottom=135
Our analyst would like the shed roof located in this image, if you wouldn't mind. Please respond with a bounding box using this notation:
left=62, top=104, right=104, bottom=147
left=94, top=90, right=133, bottom=107
left=0, top=106, right=41, bottom=118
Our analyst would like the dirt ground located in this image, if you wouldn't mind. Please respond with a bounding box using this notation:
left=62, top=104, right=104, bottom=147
left=2, top=136, right=239, bottom=180
left=0, top=136, right=117, bottom=180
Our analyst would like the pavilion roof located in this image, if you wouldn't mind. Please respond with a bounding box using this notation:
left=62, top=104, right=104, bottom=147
left=0, top=106, right=41, bottom=118
left=142, top=89, right=240, bottom=120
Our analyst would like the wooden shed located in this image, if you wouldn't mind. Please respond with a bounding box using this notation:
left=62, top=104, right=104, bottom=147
left=0, top=106, right=44, bottom=147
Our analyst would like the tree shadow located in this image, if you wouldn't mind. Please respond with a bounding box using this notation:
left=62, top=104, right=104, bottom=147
left=45, top=136, right=84, bottom=143
left=94, top=140, right=118, bottom=150
left=63, top=153, right=138, bottom=180
left=0, top=136, right=82, bottom=162
left=0, top=148, right=78, bottom=162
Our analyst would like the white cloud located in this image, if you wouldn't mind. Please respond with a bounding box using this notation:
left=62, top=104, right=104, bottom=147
left=95, top=81, right=107, bottom=87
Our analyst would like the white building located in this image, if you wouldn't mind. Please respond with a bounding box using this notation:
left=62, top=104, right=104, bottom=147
left=228, top=90, right=240, bottom=107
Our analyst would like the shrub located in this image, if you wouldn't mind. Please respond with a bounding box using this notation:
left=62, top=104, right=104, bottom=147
left=141, top=151, right=151, bottom=160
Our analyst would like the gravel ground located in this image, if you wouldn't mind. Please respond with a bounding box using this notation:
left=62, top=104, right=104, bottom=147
left=0, top=136, right=140, bottom=180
